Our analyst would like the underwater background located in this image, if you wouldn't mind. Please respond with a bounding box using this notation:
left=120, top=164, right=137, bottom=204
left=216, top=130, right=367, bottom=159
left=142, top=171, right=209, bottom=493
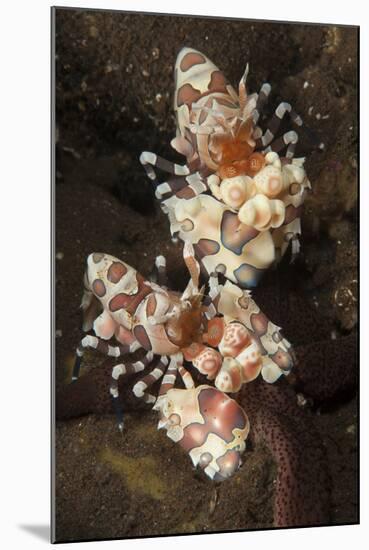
left=53, top=8, right=358, bottom=542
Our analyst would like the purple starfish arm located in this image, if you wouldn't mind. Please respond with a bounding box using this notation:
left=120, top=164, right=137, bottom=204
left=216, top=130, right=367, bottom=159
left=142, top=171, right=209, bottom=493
left=240, top=377, right=330, bottom=527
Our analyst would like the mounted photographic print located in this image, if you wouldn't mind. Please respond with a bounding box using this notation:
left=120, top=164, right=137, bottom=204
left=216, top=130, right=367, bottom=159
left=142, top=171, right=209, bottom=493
left=51, top=6, right=358, bottom=543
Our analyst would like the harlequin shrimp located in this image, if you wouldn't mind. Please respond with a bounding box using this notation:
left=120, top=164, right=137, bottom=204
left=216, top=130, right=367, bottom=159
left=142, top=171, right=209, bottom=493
left=140, top=47, right=311, bottom=288
left=71, top=248, right=294, bottom=480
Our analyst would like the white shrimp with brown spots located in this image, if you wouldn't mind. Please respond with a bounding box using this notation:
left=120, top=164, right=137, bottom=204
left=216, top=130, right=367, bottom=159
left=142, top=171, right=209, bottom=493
left=140, top=47, right=312, bottom=288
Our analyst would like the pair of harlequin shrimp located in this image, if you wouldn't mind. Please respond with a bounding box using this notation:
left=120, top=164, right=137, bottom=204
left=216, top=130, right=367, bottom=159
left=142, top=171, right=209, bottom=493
left=72, top=48, right=306, bottom=481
